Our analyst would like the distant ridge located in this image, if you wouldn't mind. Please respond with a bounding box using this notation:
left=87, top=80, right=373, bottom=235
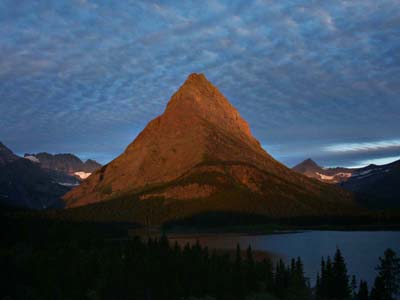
left=63, top=73, right=358, bottom=224
left=24, top=152, right=101, bottom=180
left=0, top=143, right=69, bottom=209
left=292, top=158, right=400, bottom=208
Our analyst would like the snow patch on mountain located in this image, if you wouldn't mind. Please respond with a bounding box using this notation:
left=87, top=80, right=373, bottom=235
left=24, top=155, right=40, bottom=163
left=316, top=173, right=335, bottom=180
left=74, top=171, right=91, bottom=179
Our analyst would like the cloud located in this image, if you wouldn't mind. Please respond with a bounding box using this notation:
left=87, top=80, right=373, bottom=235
left=323, top=139, right=400, bottom=153
left=0, top=0, right=399, bottom=166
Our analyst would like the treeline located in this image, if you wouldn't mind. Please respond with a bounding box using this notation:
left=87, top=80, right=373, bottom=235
left=316, top=247, right=400, bottom=300
left=1, top=233, right=308, bottom=300
left=1, top=227, right=400, bottom=300
left=1, top=218, right=399, bottom=300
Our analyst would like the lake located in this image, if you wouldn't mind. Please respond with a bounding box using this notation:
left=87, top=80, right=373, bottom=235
left=170, top=230, right=400, bottom=286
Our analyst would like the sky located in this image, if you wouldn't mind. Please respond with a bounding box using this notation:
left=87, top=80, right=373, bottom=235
left=0, top=0, right=399, bottom=168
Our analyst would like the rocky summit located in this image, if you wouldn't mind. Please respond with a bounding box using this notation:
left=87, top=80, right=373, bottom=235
left=63, top=73, right=357, bottom=224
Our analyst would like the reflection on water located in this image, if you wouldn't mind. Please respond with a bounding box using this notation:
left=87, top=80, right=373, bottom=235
left=170, top=231, right=400, bottom=285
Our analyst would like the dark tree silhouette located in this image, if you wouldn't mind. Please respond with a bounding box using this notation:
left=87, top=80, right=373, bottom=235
left=1, top=221, right=381, bottom=300
left=351, top=275, right=357, bottom=298
left=371, top=276, right=386, bottom=300
left=357, top=280, right=369, bottom=300
left=317, top=249, right=352, bottom=300
left=316, top=272, right=322, bottom=300
left=373, top=248, right=400, bottom=300
left=332, top=248, right=351, bottom=300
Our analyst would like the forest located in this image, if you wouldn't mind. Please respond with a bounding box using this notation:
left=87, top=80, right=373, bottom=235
left=1, top=218, right=399, bottom=300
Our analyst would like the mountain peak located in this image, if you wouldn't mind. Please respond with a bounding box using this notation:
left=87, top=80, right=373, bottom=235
left=304, top=158, right=317, bottom=164
left=293, top=158, right=323, bottom=173
left=186, top=72, right=208, bottom=83
left=170, top=73, right=218, bottom=103
left=163, top=73, right=254, bottom=143
left=181, top=73, right=215, bottom=91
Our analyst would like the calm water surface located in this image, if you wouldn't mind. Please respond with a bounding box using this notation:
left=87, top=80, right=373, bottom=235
left=170, top=231, right=400, bottom=285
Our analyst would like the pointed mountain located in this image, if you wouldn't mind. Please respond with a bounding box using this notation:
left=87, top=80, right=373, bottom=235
left=293, top=158, right=323, bottom=174
left=63, top=74, right=357, bottom=224
left=83, top=159, right=102, bottom=172
left=293, top=158, right=354, bottom=183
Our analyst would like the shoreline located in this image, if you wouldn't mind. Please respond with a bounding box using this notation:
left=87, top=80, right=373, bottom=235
left=163, top=223, right=400, bottom=237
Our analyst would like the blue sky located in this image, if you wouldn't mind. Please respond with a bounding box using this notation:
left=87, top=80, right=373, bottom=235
left=1, top=0, right=399, bottom=167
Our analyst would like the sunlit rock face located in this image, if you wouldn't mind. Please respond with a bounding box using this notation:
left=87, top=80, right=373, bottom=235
left=63, top=74, right=356, bottom=219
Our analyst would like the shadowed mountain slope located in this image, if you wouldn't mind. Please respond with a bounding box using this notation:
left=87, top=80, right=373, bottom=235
left=0, top=143, right=69, bottom=209
left=293, top=158, right=400, bottom=209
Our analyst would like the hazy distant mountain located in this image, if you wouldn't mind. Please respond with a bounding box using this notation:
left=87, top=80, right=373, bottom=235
left=0, top=142, right=19, bottom=165
left=0, top=142, right=69, bottom=210
left=292, top=159, right=353, bottom=183
left=24, top=153, right=101, bottom=180
left=63, top=73, right=357, bottom=224
left=292, top=159, right=325, bottom=180
left=293, top=158, right=400, bottom=208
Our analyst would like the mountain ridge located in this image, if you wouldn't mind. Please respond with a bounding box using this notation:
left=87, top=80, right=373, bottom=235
left=292, top=158, right=400, bottom=208
left=0, top=143, right=69, bottom=209
left=24, top=152, right=101, bottom=180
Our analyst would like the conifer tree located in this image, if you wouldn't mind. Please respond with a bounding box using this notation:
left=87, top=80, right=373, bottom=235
left=371, top=276, right=386, bottom=300
left=317, top=250, right=354, bottom=300
left=333, top=248, right=351, bottom=300
left=351, top=275, right=358, bottom=298
left=325, top=256, right=334, bottom=299
left=357, top=280, right=369, bottom=300
left=285, top=257, right=309, bottom=300
left=275, top=259, right=288, bottom=298
left=320, top=257, right=327, bottom=300
left=256, top=257, right=273, bottom=292
left=374, top=248, right=400, bottom=300
left=234, top=243, right=245, bottom=300
left=316, top=272, right=322, bottom=300
left=246, top=245, right=257, bottom=292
